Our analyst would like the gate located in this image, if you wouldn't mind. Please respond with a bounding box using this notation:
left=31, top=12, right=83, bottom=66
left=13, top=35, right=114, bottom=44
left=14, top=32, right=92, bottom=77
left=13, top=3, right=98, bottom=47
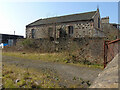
left=104, top=39, right=120, bottom=68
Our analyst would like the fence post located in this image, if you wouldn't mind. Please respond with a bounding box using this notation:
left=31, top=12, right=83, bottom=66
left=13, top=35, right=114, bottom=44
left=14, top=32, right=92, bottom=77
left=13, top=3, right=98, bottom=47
left=104, top=41, right=106, bottom=68
left=104, top=41, right=109, bottom=68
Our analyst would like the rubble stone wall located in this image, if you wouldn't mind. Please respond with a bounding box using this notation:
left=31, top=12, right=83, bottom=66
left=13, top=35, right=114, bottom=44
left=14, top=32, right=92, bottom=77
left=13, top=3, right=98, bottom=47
left=16, top=37, right=105, bottom=64
left=26, top=21, right=95, bottom=39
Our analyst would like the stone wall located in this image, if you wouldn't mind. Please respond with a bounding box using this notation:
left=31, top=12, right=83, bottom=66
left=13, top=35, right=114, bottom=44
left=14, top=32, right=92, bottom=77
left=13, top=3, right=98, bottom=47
left=26, top=21, right=95, bottom=39
left=90, top=53, right=119, bottom=88
left=26, top=20, right=105, bottom=39
left=93, top=9, right=102, bottom=29
left=101, top=17, right=109, bottom=24
left=16, top=37, right=105, bottom=64
left=102, top=23, right=119, bottom=40
left=93, top=28, right=105, bottom=37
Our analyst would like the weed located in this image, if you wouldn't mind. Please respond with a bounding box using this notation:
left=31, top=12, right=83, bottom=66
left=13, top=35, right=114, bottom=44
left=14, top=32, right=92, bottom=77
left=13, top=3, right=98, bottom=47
left=73, top=77, right=76, bottom=80
left=2, top=64, right=61, bottom=88
left=3, top=52, right=104, bottom=69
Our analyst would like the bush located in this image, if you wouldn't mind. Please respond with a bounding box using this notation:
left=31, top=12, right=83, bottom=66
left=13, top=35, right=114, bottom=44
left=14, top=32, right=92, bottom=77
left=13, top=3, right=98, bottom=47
left=21, top=39, right=37, bottom=49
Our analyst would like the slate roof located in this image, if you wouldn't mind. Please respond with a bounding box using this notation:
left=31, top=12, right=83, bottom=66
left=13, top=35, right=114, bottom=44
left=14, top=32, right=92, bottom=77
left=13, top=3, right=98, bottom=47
left=27, top=10, right=97, bottom=27
left=0, top=33, right=24, bottom=39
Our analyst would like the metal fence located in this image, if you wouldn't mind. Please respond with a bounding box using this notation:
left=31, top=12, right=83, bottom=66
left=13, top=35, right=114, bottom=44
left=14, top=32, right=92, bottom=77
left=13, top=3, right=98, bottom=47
left=104, top=39, right=120, bottom=68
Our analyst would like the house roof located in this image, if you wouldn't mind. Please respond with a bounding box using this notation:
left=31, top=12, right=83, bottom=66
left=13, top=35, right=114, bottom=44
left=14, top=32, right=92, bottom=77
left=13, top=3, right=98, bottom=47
left=0, top=33, right=24, bottom=38
left=27, top=10, right=97, bottom=27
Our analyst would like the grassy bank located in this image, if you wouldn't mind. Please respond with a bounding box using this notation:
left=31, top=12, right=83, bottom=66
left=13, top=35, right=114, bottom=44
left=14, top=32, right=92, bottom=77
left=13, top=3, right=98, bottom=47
left=2, top=51, right=104, bottom=69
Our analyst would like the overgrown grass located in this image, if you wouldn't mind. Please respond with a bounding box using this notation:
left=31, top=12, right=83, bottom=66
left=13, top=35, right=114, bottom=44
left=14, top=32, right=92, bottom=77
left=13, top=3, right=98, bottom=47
left=2, top=51, right=104, bottom=69
left=2, top=63, right=93, bottom=88
left=2, top=51, right=68, bottom=62
left=2, top=63, right=61, bottom=88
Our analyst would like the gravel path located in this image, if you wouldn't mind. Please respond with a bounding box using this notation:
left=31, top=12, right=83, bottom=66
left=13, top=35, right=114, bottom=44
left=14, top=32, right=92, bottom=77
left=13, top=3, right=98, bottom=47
left=2, top=56, right=103, bottom=87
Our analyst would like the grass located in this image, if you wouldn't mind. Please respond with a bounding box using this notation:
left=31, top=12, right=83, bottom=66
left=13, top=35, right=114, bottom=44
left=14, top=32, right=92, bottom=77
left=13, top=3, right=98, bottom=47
left=2, top=63, right=93, bottom=88
left=67, top=63, right=103, bottom=69
left=2, top=51, right=100, bottom=88
left=2, top=63, right=61, bottom=88
left=2, top=51, right=67, bottom=62
left=2, top=51, right=104, bottom=69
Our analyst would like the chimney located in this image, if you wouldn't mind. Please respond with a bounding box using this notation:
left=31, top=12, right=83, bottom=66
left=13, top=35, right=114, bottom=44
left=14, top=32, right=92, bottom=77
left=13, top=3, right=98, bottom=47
left=101, top=16, right=109, bottom=23
left=14, top=31, right=15, bottom=35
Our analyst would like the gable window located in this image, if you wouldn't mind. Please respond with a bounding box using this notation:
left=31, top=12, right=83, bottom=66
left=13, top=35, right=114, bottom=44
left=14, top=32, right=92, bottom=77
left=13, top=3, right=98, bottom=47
left=98, top=17, right=100, bottom=28
left=31, top=29, right=35, bottom=38
left=68, top=26, right=73, bottom=35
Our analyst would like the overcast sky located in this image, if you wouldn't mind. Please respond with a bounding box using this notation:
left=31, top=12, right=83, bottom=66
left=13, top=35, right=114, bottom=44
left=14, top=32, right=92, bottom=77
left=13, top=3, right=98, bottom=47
left=0, top=2, right=118, bottom=37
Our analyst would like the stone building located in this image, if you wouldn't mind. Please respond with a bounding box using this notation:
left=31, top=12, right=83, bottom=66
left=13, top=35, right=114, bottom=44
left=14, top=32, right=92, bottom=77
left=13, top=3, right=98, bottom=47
left=26, top=8, right=105, bottom=39
left=101, top=16, right=109, bottom=24
left=101, top=16, right=120, bottom=30
left=101, top=16, right=120, bottom=40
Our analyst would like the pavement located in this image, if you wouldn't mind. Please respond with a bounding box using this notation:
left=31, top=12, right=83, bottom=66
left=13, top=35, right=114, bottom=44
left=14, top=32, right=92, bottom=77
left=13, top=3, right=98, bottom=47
left=90, top=53, right=119, bottom=88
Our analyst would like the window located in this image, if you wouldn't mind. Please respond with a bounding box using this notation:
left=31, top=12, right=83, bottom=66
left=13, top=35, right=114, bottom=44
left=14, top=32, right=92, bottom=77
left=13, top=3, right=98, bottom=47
left=68, top=26, right=73, bottom=35
left=59, top=28, right=67, bottom=38
left=48, top=27, right=53, bottom=37
left=98, top=17, right=100, bottom=28
left=31, top=29, right=35, bottom=38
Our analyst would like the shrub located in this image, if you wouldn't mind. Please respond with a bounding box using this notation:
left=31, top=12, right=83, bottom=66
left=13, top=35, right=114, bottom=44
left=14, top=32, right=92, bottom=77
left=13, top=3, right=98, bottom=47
left=21, top=39, right=37, bottom=49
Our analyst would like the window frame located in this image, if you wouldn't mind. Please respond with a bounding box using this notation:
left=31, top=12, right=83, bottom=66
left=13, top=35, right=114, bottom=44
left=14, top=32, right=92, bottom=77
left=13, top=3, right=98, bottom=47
left=98, top=17, right=100, bottom=28
left=68, top=26, right=74, bottom=35
left=31, top=29, right=35, bottom=38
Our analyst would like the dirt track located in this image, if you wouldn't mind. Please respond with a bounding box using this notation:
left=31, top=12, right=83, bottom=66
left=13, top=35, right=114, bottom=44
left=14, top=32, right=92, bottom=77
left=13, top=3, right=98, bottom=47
left=2, top=55, right=103, bottom=88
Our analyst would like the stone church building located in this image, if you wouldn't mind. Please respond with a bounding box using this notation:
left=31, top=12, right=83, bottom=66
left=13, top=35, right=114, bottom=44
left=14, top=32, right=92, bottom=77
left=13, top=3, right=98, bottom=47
left=26, top=8, right=104, bottom=39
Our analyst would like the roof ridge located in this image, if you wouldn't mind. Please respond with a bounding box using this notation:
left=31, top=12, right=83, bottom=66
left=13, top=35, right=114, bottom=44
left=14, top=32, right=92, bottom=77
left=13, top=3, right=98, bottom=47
left=27, top=10, right=97, bottom=27
left=40, top=10, right=97, bottom=20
